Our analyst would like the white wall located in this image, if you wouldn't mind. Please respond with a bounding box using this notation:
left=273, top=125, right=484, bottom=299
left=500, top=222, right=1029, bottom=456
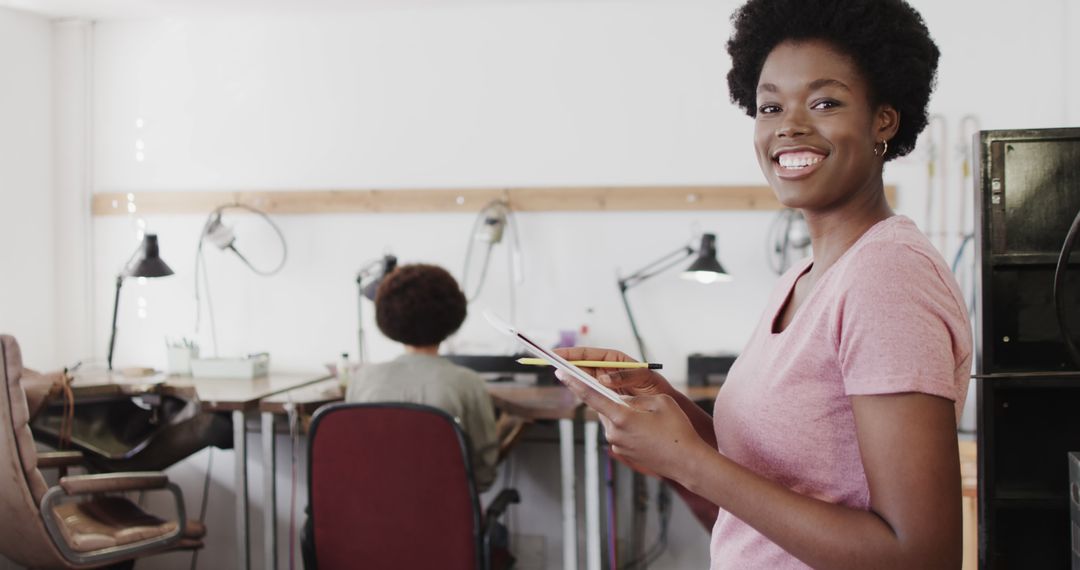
left=0, top=8, right=52, bottom=570
left=88, top=0, right=1080, bottom=380
left=57, top=0, right=1080, bottom=568
left=1068, top=0, right=1080, bottom=125
left=53, top=19, right=95, bottom=367
left=89, top=2, right=767, bottom=384
left=0, top=7, right=54, bottom=370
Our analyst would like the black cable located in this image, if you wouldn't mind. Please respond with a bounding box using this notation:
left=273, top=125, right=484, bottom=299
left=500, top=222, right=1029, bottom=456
left=501, top=446, right=516, bottom=540
left=1053, top=207, right=1080, bottom=368
left=617, top=479, right=671, bottom=570
left=951, top=233, right=977, bottom=315
left=641, top=483, right=673, bottom=567
left=951, top=233, right=974, bottom=274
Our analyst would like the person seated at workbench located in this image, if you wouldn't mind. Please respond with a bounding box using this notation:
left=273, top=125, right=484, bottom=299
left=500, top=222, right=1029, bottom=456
left=346, top=263, right=500, bottom=491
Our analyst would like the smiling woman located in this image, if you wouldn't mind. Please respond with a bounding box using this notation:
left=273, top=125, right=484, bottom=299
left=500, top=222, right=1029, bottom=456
left=752, top=41, right=898, bottom=213
left=554, top=1, right=973, bottom=569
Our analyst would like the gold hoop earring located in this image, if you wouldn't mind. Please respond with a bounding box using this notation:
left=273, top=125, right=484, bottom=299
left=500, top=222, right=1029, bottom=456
left=874, top=140, right=889, bottom=158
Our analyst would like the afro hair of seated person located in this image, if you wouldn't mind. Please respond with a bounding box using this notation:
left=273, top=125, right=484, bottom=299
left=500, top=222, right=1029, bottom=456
left=375, top=263, right=468, bottom=347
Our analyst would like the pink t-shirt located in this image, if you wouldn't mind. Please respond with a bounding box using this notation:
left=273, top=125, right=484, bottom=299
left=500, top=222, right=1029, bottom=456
left=709, top=215, right=972, bottom=569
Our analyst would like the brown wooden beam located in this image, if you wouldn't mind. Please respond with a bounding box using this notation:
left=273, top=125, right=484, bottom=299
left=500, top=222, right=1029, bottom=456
left=92, top=185, right=897, bottom=216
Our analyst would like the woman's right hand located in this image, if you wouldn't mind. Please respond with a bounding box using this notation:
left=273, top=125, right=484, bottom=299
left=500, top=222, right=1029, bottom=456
left=554, top=346, right=710, bottom=481
left=552, top=346, right=674, bottom=398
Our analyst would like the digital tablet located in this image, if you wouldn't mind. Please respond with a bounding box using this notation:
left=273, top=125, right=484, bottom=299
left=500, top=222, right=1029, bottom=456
left=484, top=311, right=630, bottom=408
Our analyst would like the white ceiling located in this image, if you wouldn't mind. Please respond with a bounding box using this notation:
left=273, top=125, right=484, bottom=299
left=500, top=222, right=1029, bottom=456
left=1, top=0, right=663, bottom=20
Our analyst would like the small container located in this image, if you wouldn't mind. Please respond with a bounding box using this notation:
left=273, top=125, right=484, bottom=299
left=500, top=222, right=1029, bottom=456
left=166, top=345, right=199, bottom=376
left=555, top=330, right=577, bottom=349
left=190, top=353, right=270, bottom=379
left=338, top=352, right=350, bottom=388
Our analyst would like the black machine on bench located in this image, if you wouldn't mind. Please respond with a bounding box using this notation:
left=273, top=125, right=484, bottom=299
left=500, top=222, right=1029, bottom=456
left=687, top=353, right=736, bottom=387
left=33, top=392, right=232, bottom=473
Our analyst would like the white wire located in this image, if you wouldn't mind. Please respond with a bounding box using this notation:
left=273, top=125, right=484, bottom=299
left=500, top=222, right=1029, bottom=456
left=461, top=199, right=525, bottom=354
left=506, top=208, right=524, bottom=325
left=193, top=242, right=221, bottom=357
left=462, top=203, right=494, bottom=301
left=465, top=244, right=496, bottom=302
left=506, top=208, right=524, bottom=285
left=766, top=209, right=807, bottom=275
left=507, top=240, right=517, bottom=326
left=194, top=203, right=287, bottom=356
left=221, top=203, right=288, bottom=276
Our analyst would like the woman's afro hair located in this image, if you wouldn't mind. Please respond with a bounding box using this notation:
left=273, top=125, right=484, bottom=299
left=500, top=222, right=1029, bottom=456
left=375, top=263, right=467, bottom=347
left=726, top=0, right=939, bottom=161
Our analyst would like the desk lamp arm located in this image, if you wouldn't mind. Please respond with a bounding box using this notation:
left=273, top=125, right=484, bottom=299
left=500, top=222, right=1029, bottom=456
left=618, top=245, right=694, bottom=291
left=355, top=255, right=397, bottom=364
left=616, top=244, right=695, bottom=362
left=354, top=258, right=384, bottom=363
left=107, top=274, right=124, bottom=371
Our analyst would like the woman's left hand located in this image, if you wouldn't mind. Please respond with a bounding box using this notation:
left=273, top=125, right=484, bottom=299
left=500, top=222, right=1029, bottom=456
left=563, top=374, right=711, bottom=481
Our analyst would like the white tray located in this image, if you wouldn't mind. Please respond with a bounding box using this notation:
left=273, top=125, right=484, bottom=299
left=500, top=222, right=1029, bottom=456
left=190, top=354, right=270, bottom=379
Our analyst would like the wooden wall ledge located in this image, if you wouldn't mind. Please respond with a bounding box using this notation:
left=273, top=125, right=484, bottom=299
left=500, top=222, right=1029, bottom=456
left=92, top=185, right=896, bottom=216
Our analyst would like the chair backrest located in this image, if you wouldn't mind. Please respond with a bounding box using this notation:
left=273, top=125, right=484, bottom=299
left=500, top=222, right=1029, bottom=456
left=0, top=335, right=70, bottom=568
left=307, top=402, right=483, bottom=570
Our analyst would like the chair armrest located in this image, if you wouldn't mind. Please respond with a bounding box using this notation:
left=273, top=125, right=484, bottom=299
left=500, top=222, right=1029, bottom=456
left=39, top=477, right=187, bottom=570
left=37, top=451, right=84, bottom=469
left=483, top=489, right=520, bottom=570
left=484, top=488, right=520, bottom=522
left=40, top=478, right=187, bottom=567
left=59, top=472, right=168, bottom=495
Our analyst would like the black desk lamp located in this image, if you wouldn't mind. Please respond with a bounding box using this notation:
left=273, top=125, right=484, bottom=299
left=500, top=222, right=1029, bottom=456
left=107, top=234, right=174, bottom=371
left=617, top=233, right=730, bottom=361
left=356, top=254, right=397, bottom=363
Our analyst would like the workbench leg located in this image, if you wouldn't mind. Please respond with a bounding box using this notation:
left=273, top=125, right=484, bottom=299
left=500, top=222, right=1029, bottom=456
left=559, top=418, right=578, bottom=570
left=233, top=410, right=250, bottom=570
left=585, top=419, right=601, bottom=570
left=262, top=412, right=277, bottom=570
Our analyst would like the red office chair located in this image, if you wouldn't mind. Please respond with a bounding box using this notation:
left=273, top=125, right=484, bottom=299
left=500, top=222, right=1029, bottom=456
left=305, top=402, right=519, bottom=570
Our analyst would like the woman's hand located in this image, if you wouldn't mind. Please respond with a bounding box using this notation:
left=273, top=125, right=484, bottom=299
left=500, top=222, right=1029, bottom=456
left=561, top=373, right=712, bottom=481
left=552, top=346, right=674, bottom=398
left=552, top=346, right=716, bottom=477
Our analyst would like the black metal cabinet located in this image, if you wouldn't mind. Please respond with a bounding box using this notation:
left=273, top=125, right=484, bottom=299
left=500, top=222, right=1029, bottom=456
left=975, top=128, right=1080, bottom=569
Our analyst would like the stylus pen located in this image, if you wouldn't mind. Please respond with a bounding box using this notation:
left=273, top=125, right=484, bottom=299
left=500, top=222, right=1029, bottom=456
left=516, top=357, right=663, bottom=370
